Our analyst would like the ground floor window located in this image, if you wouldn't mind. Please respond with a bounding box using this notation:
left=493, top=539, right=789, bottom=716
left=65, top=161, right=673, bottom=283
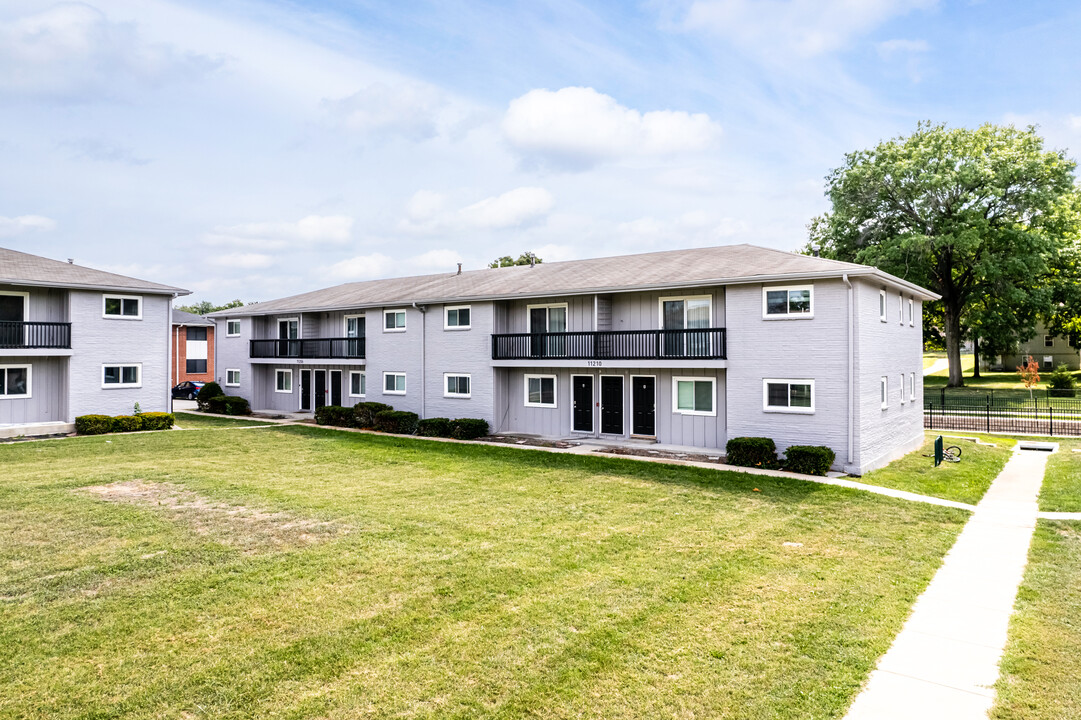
left=225, top=369, right=241, bottom=387
left=673, top=377, right=715, bottom=416
left=186, top=359, right=207, bottom=374
left=445, top=373, right=471, bottom=398
left=103, top=364, right=140, bottom=388
left=350, top=371, right=366, bottom=397
left=763, top=379, right=814, bottom=413
left=524, top=374, right=556, bottom=407
left=0, top=365, right=31, bottom=398
left=880, top=376, right=888, bottom=409
left=909, top=372, right=916, bottom=401
left=384, top=372, right=406, bottom=395
left=275, top=369, right=292, bottom=393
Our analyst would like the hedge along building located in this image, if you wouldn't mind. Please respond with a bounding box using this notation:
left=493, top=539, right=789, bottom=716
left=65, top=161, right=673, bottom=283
left=0, top=247, right=189, bottom=438
left=210, top=244, right=937, bottom=474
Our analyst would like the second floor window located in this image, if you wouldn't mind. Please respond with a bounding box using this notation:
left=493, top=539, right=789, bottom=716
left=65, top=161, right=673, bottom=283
left=764, top=286, right=812, bottom=318
left=384, top=310, right=406, bottom=332
left=445, top=306, right=471, bottom=330
left=528, top=304, right=567, bottom=357
left=346, top=315, right=365, bottom=338
left=661, top=296, right=712, bottom=357
left=226, top=319, right=241, bottom=336
left=278, top=318, right=298, bottom=339
left=104, top=295, right=141, bottom=319
left=187, top=326, right=207, bottom=341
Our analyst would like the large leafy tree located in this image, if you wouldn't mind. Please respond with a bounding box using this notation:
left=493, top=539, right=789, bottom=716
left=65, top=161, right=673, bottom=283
left=489, top=252, right=542, bottom=268
left=176, top=299, right=246, bottom=315
left=809, top=122, right=1079, bottom=387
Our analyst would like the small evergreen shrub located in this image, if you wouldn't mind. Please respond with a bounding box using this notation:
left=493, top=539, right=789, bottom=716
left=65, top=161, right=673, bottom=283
left=725, top=437, right=779, bottom=469
left=1047, top=364, right=1077, bottom=396
left=315, top=405, right=354, bottom=427
left=139, top=412, right=175, bottom=431
left=196, top=381, right=226, bottom=410
left=204, top=396, right=228, bottom=414
left=451, top=418, right=489, bottom=440
left=223, top=396, right=252, bottom=416
left=374, top=410, right=419, bottom=435
left=353, top=401, right=393, bottom=428
left=783, top=445, right=836, bottom=476
left=112, top=415, right=144, bottom=433
left=417, top=417, right=453, bottom=437
left=75, top=415, right=115, bottom=435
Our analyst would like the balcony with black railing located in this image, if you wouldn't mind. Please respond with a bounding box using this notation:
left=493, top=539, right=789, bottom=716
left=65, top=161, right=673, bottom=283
left=250, top=337, right=366, bottom=360
left=0, top=321, right=72, bottom=350
left=491, top=328, right=726, bottom=361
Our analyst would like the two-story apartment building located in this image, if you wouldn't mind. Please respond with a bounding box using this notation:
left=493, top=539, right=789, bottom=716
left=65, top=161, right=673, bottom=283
left=171, top=309, right=216, bottom=387
left=212, top=245, right=936, bottom=474
left=0, top=247, right=188, bottom=438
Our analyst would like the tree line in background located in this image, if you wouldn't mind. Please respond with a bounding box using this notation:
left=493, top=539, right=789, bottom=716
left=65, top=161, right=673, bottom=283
left=809, top=121, right=1081, bottom=387
left=175, top=299, right=246, bottom=316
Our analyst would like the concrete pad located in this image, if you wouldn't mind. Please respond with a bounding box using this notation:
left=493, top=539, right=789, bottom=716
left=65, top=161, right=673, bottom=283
left=845, top=670, right=993, bottom=720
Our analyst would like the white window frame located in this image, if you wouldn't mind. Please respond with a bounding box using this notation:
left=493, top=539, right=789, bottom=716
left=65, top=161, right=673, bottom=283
left=226, top=319, right=241, bottom=337
left=344, top=314, right=364, bottom=338
left=1043, top=355, right=1054, bottom=370
left=277, top=317, right=300, bottom=340
left=383, top=372, right=407, bottom=395
left=225, top=369, right=241, bottom=387
left=349, top=371, right=366, bottom=398
left=761, top=285, right=814, bottom=320
left=909, top=372, right=916, bottom=402
left=879, top=290, right=887, bottom=322
left=0, top=364, right=32, bottom=399
left=898, top=294, right=904, bottom=324
left=672, top=376, right=717, bottom=417
left=444, top=373, right=472, bottom=398
left=275, top=369, right=293, bottom=393
left=900, top=374, right=906, bottom=404
left=444, top=305, right=472, bottom=331
left=762, top=378, right=815, bottom=414
left=101, top=363, right=142, bottom=389
left=383, top=309, right=407, bottom=333
left=102, top=294, right=142, bottom=320
left=525, top=303, right=569, bottom=333
left=881, top=376, right=888, bottom=409
left=0, top=291, right=30, bottom=345
left=907, top=299, right=914, bottom=326
left=1044, top=335, right=1055, bottom=348
left=658, top=294, right=714, bottom=328
left=524, top=374, right=558, bottom=408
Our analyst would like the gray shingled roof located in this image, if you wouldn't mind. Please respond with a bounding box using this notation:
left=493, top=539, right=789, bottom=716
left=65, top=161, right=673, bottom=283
left=0, top=246, right=188, bottom=295
left=172, top=308, right=214, bottom=326
left=212, top=243, right=938, bottom=317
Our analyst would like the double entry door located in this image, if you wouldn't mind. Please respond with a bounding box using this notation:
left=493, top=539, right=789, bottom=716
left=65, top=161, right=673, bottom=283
left=571, top=375, right=652, bottom=436
left=299, top=369, right=341, bottom=411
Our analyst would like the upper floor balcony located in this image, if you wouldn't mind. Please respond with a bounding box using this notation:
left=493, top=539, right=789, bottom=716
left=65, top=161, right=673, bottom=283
left=250, top=337, right=365, bottom=360
left=491, top=328, right=726, bottom=361
left=0, top=321, right=72, bottom=350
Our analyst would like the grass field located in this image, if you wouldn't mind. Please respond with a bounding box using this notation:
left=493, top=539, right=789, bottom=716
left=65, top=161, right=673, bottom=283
left=923, top=354, right=1081, bottom=392
left=173, top=411, right=277, bottom=429
left=0, top=425, right=968, bottom=719
left=992, top=521, right=1081, bottom=720
left=1037, top=438, right=1081, bottom=512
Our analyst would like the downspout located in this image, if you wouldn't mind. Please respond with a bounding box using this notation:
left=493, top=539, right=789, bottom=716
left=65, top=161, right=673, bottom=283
left=413, top=302, right=427, bottom=418
left=169, top=294, right=178, bottom=414
left=842, top=274, right=854, bottom=467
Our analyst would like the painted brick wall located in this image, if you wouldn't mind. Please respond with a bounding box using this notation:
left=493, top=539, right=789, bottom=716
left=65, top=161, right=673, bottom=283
left=171, top=324, right=215, bottom=385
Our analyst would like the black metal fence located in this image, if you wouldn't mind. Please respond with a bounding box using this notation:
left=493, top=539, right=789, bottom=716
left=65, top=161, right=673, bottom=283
left=931, top=386, right=1081, bottom=411
left=250, top=337, right=365, bottom=359
left=492, top=328, right=727, bottom=361
left=0, top=321, right=72, bottom=349
left=924, top=400, right=1081, bottom=436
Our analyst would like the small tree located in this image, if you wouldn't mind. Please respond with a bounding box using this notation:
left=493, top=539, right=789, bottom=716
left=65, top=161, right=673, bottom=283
left=1047, top=363, right=1077, bottom=393
left=1018, top=359, right=1041, bottom=401
left=489, top=252, right=541, bottom=268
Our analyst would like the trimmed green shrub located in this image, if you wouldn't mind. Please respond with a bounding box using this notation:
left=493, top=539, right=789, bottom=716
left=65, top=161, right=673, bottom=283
left=784, top=445, right=836, bottom=476
left=374, top=410, right=419, bottom=435
left=315, top=405, right=354, bottom=427
left=112, top=415, right=144, bottom=433
left=204, top=396, right=228, bottom=414
left=139, top=412, right=174, bottom=431
left=223, top=396, right=252, bottom=416
left=1047, top=364, right=1076, bottom=395
left=725, top=437, right=779, bottom=469
left=196, top=381, right=226, bottom=410
left=451, top=418, right=489, bottom=440
left=417, top=417, right=453, bottom=437
left=75, top=415, right=115, bottom=435
left=353, top=401, right=393, bottom=428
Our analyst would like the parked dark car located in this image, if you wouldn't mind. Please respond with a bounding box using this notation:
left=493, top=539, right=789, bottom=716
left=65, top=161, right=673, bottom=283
left=171, top=381, right=206, bottom=400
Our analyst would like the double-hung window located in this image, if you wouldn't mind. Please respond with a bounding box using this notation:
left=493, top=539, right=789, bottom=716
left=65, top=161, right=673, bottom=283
left=275, top=369, right=292, bottom=393
left=1045, top=335, right=1055, bottom=348
left=673, top=377, right=716, bottom=416
left=907, top=299, right=914, bottom=326
left=103, top=295, right=141, bottom=319
left=384, top=372, right=406, bottom=395
left=900, top=374, right=906, bottom=404
left=445, top=373, right=471, bottom=398
left=879, top=290, right=887, bottom=322
left=225, top=369, right=241, bottom=387
left=524, top=374, right=556, bottom=407
left=763, top=379, right=814, bottom=413
left=226, top=319, right=241, bottom=337
left=661, top=296, right=713, bottom=356
left=349, top=371, right=366, bottom=398
left=763, top=286, right=813, bottom=319
left=881, top=376, right=888, bottom=409
left=898, top=295, right=904, bottom=324
left=445, top=306, right=471, bottom=330
left=103, top=364, right=140, bottom=388
left=0, top=365, right=31, bottom=398
left=384, top=310, right=406, bottom=332
left=909, top=372, right=916, bottom=402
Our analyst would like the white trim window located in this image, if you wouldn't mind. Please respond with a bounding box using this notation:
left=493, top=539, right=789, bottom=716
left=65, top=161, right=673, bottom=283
left=898, top=294, right=904, bottom=324
left=277, top=318, right=299, bottom=340
left=444, top=305, right=471, bottom=330
left=345, top=315, right=365, bottom=338
left=900, top=374, right=906, bottom=404
left=225, top=369, right=241, bottom=387
left=103, top=294, right=142, bottom=319
left=383, top=309, right=406, bottom=332
left=275, top=369, right=293, bottom=393
left=907, top=299, right=914, bottom=326
left=660, top=295, right=713, bottom=356
left=763, top=285, right=813, bottom=319
left=444, top=373, right=471, bottom=398
left=0, top=364, right=31, bottom=398
left=879, top=290, right=887, bottom=322
left=1044, top=335, right=1055, bottom=348
left=383, top=372, right=406, bottom=395
left=881, top=376, right=888, bottom=409
left=909, top=372, right=916, bottom=402
left=673, top=377, right=716, bottom=416
left=524, top=374, right=557, bottom=408
left=763, top=379, right=814, bottom=413
left=102, top=364, right=141, bottom=388
left=226, top=319, right=241, bottom=337
left=349, top=371, right=366, bottom=398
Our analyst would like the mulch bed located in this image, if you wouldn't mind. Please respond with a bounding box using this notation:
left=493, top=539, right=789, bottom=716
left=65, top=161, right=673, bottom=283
left=480, top=435, right=580, bottom=449
left=597, top=446, right=727, bottom=464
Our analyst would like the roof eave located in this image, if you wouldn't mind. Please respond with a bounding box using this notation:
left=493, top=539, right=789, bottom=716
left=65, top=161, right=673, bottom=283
left=0, top=277, right=190, bottom=296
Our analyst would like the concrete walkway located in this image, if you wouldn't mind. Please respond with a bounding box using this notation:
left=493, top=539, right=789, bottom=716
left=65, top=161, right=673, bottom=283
left=844, top=447, right=1051, bottom=720
left=924, top=358, right=950, bottom=376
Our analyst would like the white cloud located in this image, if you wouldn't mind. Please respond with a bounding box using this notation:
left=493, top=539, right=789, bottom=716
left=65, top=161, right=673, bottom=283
left=502, top=87, right=720, bottom=169
left=683, top=0, right=937, bottom=58
left=411, top=249, right=463, bottom=271
left=876, top=38, right=930, bottom=58
left=205, top=215, right=354, bottom=250
left=327, top=253, right=394, bottom=280
left=406, top=190, right=448, bottom=222
left=458, top=187, right=555, bottom=229
left=217, top=252, right=274, bottom=269
left=0, top=215, right=57, bottom=237
left=322, top=82, right=445, bottom=140
left=532, top=244, right=580, bottom=263
left=0, top=3, right=221, bottom=102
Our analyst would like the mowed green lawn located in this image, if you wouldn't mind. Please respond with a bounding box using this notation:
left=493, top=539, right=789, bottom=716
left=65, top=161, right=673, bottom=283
left=173, top=411, right=277, bottom=429
left=0, top=426, right=968, bottom=719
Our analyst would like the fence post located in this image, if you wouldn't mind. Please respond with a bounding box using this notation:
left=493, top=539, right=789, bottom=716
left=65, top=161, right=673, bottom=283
left=928, top=402, right=934, bottom=429
left=986, top=396, right=991, bottom=434
left=1050, top=405, right=1054, bottom=437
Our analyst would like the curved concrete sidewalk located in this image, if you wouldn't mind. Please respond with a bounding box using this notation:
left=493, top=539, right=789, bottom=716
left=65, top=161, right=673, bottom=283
left=844, top=447, right=1051, bottom=719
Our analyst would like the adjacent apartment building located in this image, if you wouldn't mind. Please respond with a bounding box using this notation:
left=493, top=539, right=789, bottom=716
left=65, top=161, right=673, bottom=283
left=171, top=309, right=216, bottom=387
left=211, top=245, right=936, bottom=474
left=989, top=322, right=1080, bottom=372
left=0, top=247, right=188, bottom=437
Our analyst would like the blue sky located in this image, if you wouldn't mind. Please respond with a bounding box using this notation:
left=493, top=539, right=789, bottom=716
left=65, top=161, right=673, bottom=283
left=1, top=0, right=1079, bottom=303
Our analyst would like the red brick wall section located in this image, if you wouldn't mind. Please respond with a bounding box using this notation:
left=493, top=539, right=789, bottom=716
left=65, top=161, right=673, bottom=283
left=171, top=324, right=216, bottom=385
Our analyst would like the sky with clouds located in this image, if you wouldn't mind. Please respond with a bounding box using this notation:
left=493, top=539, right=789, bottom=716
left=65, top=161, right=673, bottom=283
left=1, top=0, right=1079, bottom=303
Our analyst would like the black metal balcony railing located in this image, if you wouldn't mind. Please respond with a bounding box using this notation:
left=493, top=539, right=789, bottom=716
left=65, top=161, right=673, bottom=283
left=0, top=321, right=72, bottom=349
left=250, top=337, right=366, bottom=360
left=491, top=328, right=726, bottom=361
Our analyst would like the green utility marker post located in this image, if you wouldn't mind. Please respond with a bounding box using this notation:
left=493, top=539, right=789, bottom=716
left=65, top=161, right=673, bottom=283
left=934, top=435, right=944, bottom=467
